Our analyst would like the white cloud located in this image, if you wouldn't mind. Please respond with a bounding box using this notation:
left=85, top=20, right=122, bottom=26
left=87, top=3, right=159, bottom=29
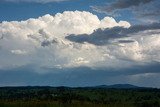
left=3, top=0, right=70, bottom=3
left=0, top=11, right=160, bottom=73
left=100, top=17, right=130, bottom=29
left=11, top=50, right=27, bottom=55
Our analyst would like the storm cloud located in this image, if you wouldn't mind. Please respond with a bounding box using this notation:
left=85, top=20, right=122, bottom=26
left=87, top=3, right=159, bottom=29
left=92, top=0, right=160, bottom=23
left=66, top=23, right=160, bottom=45
left=92, top=0, right=154, bottom=12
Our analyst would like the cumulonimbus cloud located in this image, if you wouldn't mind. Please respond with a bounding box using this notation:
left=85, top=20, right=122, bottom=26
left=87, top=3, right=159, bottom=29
left=0, top=11, right=160, bottom=74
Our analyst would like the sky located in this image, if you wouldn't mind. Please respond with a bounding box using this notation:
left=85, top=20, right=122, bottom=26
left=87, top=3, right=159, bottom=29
left=0, top=0, right=160, bottom=87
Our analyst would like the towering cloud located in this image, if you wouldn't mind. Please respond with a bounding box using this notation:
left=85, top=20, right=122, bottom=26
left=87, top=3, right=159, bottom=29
left=0, top=11, right=160, bottom=75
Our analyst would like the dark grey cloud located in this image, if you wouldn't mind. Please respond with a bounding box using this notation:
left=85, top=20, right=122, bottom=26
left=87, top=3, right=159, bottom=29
left=41, top=39, right=57, bottom=47
left=0, top=36, right=3, bottom=40
left=66, top=23, right=160, bottom=45
left=94, top=0, right=154, bottom=12
left=133, top=0, right=160, bottom=22
left=92, top=0, right=159, bottom=23
left=27, top=29, right=58, bottom=47
left=118, top=40, right=135, bottom=43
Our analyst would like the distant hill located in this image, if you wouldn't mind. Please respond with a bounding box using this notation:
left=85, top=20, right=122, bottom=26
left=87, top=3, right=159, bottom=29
left=94, top=84, right=142, bottom=89
left=0, top=84, right=148, bottom=89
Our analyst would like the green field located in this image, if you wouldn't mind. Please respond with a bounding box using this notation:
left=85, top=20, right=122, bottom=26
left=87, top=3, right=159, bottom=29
left=0, top=87, right=160, bottom=107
